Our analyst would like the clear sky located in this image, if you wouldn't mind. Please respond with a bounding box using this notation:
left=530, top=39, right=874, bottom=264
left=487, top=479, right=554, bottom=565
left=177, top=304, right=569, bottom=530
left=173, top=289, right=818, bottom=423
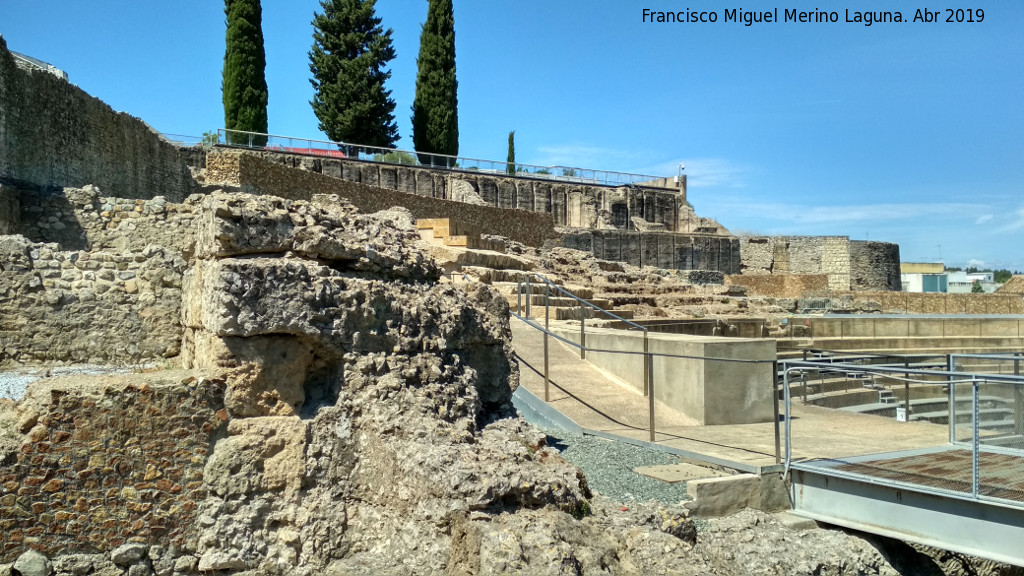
left=3, top=1, right=1022, bottom=270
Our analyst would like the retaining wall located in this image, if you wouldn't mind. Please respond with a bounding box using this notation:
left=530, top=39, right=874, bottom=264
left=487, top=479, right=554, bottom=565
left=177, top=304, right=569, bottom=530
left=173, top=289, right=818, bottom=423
left=726, top=274, right=830, bottom=298
left=208, top=150, right=561, bottom=247
left=0, top=38, right=193, bottom=201
left=233, top=148, right=687, bottom=232
left=550, top=325, right=775, bottom=425
left=558, top=229, right=742, bottom=273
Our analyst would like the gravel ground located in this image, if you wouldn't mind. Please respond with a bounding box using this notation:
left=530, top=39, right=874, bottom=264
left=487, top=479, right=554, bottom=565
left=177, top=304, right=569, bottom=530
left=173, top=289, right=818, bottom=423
left=538, top=425, right=693, bottom=506
left=0, top=365, right=137, bottom=401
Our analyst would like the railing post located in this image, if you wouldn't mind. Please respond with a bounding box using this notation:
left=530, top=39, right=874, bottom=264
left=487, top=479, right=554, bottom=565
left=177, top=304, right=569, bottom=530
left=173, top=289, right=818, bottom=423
left=972, top=377, right=980, bottom=499
left=580, top=302, right=586, bottom=360
left=1015, top=353, right=1024, bottom=437
left=904, top=359, right=911, bottom=423
left=773, top=360, right=781, bottom=465
left=544, top=284, right=550, bottom=403
left=525, top=276, right=531, bottom=317
left=648, top=352, right=655, bottom=442
left=643, top=331, right=650, bottom=397
left=783, top=367, right=792, bottom=468
left=517, top=281, right=522, bottom=314
left=947, top=354, right=956, bottom=444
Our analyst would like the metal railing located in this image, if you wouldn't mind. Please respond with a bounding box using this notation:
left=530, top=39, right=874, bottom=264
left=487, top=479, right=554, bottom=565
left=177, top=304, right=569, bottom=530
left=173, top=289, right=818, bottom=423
left=214, top=128, right=669, bottom=188
left=511, top=272, right=778, bottom=454
left=782, top=354, right=1024, bottom=508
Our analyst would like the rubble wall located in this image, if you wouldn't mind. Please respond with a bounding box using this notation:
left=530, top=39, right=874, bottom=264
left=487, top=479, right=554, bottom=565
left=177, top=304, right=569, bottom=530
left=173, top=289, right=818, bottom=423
left=0, top=183, right=17, bottom=234
left=207, top=151, right=560, bottom=247
left=0, top=38, right=193, bottom=201
left=0, top=373, right=226, bottom=562
left=558, top=229, right=742, bottom=273
left=0, top=236, right=187, bottom=366
left=844, top=291, right=1024, bottom=314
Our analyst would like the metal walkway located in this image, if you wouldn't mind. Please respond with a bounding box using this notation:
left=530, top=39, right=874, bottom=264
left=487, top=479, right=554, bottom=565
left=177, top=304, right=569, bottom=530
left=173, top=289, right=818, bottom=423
left=784, top=355, right=1024, bottom=567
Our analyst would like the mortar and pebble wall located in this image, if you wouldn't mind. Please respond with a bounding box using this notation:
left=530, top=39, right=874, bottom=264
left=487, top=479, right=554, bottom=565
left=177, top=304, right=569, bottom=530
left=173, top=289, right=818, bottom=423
left=0, top=373, right=226, bottom=563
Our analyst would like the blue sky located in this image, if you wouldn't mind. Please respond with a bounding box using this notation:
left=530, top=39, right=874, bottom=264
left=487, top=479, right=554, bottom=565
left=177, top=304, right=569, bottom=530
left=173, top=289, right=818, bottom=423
left=3, top=1, right=1022, bottom=270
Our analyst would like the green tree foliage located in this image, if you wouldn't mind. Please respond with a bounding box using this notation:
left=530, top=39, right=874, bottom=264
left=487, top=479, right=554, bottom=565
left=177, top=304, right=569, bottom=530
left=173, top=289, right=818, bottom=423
left=223, top=0, right=269, bottom=146
left=994, top=269, right=1013, bottom=283
left=411, top=0, right=458, bottom=166
left=506, top=130, right=515, bottom=175
left=972, top=280, right=984, bottom=293
left=372, top=150, right=417, bottom=165
left=309, top=0, right=398, bottom=156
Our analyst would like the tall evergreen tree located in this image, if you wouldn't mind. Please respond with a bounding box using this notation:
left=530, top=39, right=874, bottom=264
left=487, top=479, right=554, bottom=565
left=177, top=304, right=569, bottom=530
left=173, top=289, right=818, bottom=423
left=309, top=0, right=398, bottom=156
left=412, top=0, right=458, bottom=166
left=223, top=0, right=269, bottom=146
left=506, top=131, right=515, bottom=175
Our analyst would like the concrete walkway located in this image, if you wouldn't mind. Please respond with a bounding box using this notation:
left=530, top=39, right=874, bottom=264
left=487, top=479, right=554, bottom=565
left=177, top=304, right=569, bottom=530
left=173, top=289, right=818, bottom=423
left=511, top=317, right=951, bottom=470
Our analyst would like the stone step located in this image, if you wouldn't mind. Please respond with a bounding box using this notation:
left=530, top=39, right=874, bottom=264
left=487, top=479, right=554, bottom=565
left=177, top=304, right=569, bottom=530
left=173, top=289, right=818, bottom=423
left=523, top=295, right=614, bottom=309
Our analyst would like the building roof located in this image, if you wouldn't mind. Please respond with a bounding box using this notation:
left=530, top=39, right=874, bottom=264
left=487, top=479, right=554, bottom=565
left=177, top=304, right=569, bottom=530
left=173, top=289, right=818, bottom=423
left=900, top=262, right=945, bottom=274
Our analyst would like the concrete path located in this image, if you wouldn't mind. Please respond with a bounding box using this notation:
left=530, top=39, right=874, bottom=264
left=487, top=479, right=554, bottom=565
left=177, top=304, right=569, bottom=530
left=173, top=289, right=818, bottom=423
left=511, top=316, right=951, bottom=470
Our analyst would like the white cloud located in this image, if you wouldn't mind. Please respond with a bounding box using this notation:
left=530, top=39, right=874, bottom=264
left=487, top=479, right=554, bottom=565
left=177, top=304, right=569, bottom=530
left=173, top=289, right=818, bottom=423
left=975, top=214, right=993, bottom=225
left=633, top=157, right=750, bottom=189
left=967, top=258, right=987, bottom=269
left=997, top=207, right=1024, bottom=232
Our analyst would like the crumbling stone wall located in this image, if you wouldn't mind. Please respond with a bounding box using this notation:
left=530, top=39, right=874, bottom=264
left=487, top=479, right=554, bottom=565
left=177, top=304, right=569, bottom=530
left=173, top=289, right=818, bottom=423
left=558, top=229, right=742, bottom=273
left=207, top=151, right=560, bottom=247
left=831, top=291, right=1024, bottom=314
left=0, top=38, right=193, bottom=201
left=0, top=373, right=226, bottom=562
left=739, top=236, right=900, bottom=291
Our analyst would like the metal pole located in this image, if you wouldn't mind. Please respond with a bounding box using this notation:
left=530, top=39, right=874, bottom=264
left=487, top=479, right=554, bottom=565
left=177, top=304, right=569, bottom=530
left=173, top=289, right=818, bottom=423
left=648, top=352, right=655, bottom=442
left=904, top=359, right=911, bottom=423
left=1015, top=353, right=1023, bottom=438
left=773, top=360, right=781, bottom=465
left=517, top=281, right=522, bottom=314
left=525, top=276, right=531, bottom=317
left=972, top=378, right=980, bottom=498
left=580, top=302, right=586, bottom=360
left=783, top=367, right=792, bottom=469
left=544, top=284, right=550, bottom=402
left=643, top=331, right=650, bottom=397
left=947, top=354, right=956, bottom=444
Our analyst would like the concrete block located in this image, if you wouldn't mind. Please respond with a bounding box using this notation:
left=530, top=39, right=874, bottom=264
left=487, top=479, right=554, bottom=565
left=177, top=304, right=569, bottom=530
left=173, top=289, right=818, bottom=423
left=685, top=474, right=760, bottom=517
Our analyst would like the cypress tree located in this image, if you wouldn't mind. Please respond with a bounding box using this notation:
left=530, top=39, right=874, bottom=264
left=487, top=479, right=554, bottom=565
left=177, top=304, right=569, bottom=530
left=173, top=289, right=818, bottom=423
left=412, top=0, right=458, bottom=166
left=506, top=131, right=515, bottom=175
left=309, top=0, right=399, bottom=156
left=223, top=0, right=269, bottom=146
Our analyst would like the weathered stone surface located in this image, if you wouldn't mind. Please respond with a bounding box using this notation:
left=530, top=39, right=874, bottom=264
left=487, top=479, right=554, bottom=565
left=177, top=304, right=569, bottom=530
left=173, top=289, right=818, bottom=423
left=110, top=543, right=148, bottom=566
left=13, top=549, right=51, bottom=576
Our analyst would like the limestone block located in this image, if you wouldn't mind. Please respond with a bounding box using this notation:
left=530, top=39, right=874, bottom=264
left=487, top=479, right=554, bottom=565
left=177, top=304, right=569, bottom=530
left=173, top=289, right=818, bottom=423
left=204, top=417, right=308, bottom=497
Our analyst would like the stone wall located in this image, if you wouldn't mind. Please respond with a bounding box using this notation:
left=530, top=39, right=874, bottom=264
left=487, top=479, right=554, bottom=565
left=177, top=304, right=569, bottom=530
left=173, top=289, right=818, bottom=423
left=726, top=274, right=830, bottom=298
left=16, top=184, right=198, bottom=254
left=739, top=236, right=900, bottom=291
left=833, top=291, right=1024, bottom=314
left=0, top=235, right=186, bottom=366
left=207, top=151, right=560, bottom=247
left=558, top=229, right=742, bottom=273
left=0, top=38, right=193, bottom=201
left=230, top=148, right=692, bottom=232
left=0, top=372, right=225, bottom=562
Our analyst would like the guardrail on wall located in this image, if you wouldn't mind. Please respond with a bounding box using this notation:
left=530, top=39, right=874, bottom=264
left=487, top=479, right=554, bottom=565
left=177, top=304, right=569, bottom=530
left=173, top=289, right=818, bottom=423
left=215, top=128, right=668, bottom=188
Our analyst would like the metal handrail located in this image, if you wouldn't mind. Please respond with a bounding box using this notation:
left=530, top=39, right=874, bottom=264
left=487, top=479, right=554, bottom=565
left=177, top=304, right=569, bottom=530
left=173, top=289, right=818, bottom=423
left=214, top=128, right=671, bottom=188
